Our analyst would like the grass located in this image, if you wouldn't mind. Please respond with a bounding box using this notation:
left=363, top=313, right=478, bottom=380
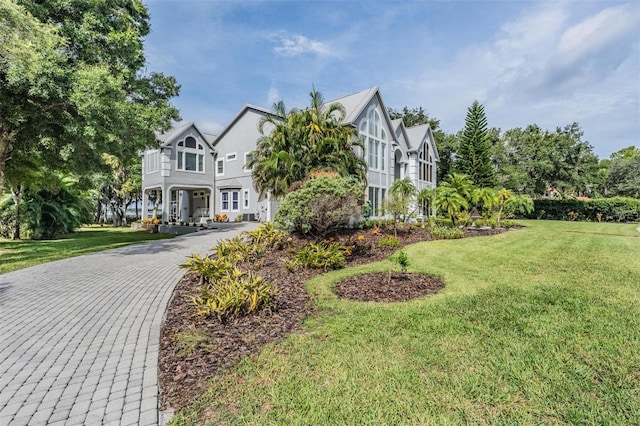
left=171, top=220, right=640, bottom=425
left=0, top=225, right=174, bottom=274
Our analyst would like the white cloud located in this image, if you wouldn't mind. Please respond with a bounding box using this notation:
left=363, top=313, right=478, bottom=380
left=270, top=31, right=333, bottom=57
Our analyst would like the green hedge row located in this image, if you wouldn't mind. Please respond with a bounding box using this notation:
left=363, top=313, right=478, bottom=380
left=524, top=197, right=640, bottom=222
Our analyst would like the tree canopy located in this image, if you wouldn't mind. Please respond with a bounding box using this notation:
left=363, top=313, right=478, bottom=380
left=0, top=0, right=180, bottom=199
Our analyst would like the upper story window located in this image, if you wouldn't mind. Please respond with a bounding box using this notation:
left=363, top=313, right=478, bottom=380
left=226, top=153, right=237, bottom=161
left=359, top=108, right=387, bottom=171
left=146, top=150, right=159, bottom=174
left=177, top=136, right=205, bottom=173
left=244, top=153, right=253, bottom=172
left=418, top=140, right=433, bottom=182
left=216, top=159, right=224, bottom=175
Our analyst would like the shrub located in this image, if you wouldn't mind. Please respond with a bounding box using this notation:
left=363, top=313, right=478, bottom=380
left=275, top=176, right=363, bottom=239
left=527, top=197, right=640, bottom=222
left=433, top=216, right=454, bottom=228
left=244, top=222, right=288, bottom=251
left=395, top=250, right=410, bottom=273
left=180, top=253, right=234, bottom=286
left=430, top=225, right=464, bottom=240
left=290, top=242, right=346, bottom=271
left=190, top=270, right=276, bottom=320
left=377, top=235, right=401, bottom=248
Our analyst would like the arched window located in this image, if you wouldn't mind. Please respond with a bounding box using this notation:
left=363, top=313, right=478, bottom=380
left=359, top=108, right=386, bottom=171
left=418, top=140, right=432, bottom=182
left=177, top=136, right=205, bottom=172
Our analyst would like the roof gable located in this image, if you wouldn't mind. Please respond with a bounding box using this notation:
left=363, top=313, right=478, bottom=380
left=156, top=122, right=215, bottom=151
left=212, top=104, right=273, bottom=147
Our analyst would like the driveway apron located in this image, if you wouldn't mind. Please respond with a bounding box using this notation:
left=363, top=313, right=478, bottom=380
left=0, top=223, right=258, bottom=426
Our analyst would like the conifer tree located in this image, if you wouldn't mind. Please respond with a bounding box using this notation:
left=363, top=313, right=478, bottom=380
left=457, top=100, right=495, bottom=187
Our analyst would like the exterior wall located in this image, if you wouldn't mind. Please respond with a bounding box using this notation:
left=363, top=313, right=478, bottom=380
left=213, top=108, right=267, bottom=221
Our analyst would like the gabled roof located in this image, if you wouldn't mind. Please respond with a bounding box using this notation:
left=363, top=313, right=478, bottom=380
left=212, top=104, right=274, bottom=147
left=326, top=87, right=378, bottom=124
left=326, top=87, right=399, bottom=145
left=404, top=124, right=440, bottom=160
left=391, top=118, right=410, bottom=149
left=155, top=122, right=215, bottom=151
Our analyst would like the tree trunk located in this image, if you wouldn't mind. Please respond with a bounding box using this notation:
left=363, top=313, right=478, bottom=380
left=0, top=131, right=15, bottom=199
left=10, top=186, right=23, bottom=240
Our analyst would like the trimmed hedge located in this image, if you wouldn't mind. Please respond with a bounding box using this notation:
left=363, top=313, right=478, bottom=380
left=525, top=197, right=640, bottom=222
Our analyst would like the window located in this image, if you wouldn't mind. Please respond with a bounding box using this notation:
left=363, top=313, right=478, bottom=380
left=216, top=159, right=224, bottom=175
left=226, top=152, right=237, bottom=161
left=243, top=189, right=250, bottom=209
left=360, top=108, right=387, bottom=171
left=221, top=191, right=229, bottom=211
left=177, top=136, right=205, bottom=172
left=221, top=190, right=240, bottom=212
left=146, top=151, right=159, bottom=173
left=244, top=153, right=253, bottom=171
left=232, top=191, right=239, bottom=211
left=368, top=186, right=381, bottom=216
left=418, top=141, right=432, bottom=182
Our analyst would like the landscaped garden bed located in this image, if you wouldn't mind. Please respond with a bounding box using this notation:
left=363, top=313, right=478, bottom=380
left=159, top=223, right=507, bottom=412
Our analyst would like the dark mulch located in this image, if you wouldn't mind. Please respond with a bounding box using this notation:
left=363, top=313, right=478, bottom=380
left=334, top=272, right=445, bottom=302
left=159, top=225, right=509, bottom=412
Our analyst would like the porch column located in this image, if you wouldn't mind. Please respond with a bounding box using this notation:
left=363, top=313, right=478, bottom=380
left=161, top=186, right=169, bottom=223
left=209, top=188, right=215, bottom=219
left=142, top=190, right=149, bottom=220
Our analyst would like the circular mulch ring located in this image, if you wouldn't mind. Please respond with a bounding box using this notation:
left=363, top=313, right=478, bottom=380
left=334, top=272, right=445, bottom=302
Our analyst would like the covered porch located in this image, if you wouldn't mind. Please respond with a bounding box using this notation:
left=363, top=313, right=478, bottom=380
left=142, top=185, right=214, bottom=224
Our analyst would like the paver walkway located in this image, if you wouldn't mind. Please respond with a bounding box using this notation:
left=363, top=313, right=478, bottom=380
left=0, top=223, right=258, bottom=426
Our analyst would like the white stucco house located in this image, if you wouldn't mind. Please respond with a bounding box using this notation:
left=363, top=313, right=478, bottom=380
left=141, top=87, right=439, bottom=224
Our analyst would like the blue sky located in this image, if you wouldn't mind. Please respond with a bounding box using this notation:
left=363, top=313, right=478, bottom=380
left=144, top=0, right=640, bottom=159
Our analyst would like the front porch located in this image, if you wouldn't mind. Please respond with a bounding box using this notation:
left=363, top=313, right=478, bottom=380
left=142, top=185, right=214, bottom=225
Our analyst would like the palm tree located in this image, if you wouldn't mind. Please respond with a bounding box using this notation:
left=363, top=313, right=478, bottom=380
left=435, top=186, right=468, bottom=226
left=442, top=172, right=474, bottom=202
left=471, top=187, right=497, bottom=215
left=247, top=87, right=367, bottom=200
left=417, top=187, right=436, bottom=216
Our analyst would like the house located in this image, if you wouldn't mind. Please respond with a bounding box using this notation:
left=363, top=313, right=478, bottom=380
left=141, top=87, right=439, bottom=224
left=141, top=122, right=217, bottom=223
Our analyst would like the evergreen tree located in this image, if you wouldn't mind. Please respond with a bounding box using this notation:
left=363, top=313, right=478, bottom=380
left=457, top=100, right=495, bottom=187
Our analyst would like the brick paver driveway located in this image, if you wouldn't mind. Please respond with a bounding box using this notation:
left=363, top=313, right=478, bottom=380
left=0, top=223, right=257, bottom=426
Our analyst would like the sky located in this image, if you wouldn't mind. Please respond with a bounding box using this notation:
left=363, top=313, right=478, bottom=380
left=144, top=0, right=640, bottom=159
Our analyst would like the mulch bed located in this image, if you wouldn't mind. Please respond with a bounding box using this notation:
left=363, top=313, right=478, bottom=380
left=159, top=225, right=508, bottom=412
left=334, top=272, right=445, bottom=302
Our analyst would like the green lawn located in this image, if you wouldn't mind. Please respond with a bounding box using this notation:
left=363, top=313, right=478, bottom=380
left=172, top=220, right=640, bottom=425
left=0, top=225, right=174, bottom=274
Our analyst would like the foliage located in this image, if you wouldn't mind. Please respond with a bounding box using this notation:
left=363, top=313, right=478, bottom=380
left=395, top=250, right=409, bottom=273
left=435, top=185, right=468, bottom=226
left=604, top=148, right=640, bottom=198
left=495, top=124, right=598, bottom=197
left=244, top=222, right=288, bottom=251
left=456, top=100, right=495, bottom=187
left=384, top=178, right=417, bottom=223
left=275, top=176, right=363, bottom=238
left=247, top=88, right=367, bottom=200
left=376, top=235, right=401, bottom=248
left=527, top=197, right=640, bottom=222
left=0, top=175, right=94, bottom=240
left=1, top=0, right=180, bottom=209
left=190, top=270, right=276, bottom=320
left=417, top=187, right=436, bottom=217
left=290, top=242, right=346, bottom=271
left=429, top=225, right=464, bottom=239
